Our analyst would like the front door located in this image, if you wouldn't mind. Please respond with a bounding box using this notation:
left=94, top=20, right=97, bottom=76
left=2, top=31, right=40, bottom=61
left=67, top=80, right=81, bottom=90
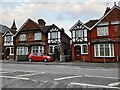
left=54, top=46, right=60, bottom=61
left=74, top=45, right=81, bottom=60
left=6, top=48, right=10, bottom=60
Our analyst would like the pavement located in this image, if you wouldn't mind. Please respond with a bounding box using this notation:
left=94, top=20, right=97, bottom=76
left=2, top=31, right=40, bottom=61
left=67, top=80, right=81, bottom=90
left=1, top=60, right=120, bottom=69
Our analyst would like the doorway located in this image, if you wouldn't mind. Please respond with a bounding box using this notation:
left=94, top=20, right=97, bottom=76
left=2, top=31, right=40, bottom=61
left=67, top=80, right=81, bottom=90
left=6, top=48, right=10, bottom=60
left=74, top=45, right=81, bottom=60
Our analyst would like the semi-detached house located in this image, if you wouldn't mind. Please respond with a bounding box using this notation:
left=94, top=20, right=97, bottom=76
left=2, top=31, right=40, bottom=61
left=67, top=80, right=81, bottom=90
left=70, top=4, right=120, bottom=62
left=14, top=19, right=70, bottom=61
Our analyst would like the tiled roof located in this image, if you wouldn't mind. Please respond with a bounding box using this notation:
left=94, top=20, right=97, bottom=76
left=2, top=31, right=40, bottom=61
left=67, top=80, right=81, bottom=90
left=92, top=38, right=115, bottom=44
left=85, top=19, right=99, bottom=28
left=0, top=24, right=9, bottom=33
left=10, top=29, right=17, bottom=34
left=41, top=25, right=52, bottom=33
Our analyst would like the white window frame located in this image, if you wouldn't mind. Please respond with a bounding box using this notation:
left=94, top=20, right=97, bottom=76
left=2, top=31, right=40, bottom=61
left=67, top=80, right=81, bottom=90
left=51, top=32, right=57, bottom=39
left=34, top=32, right=41, bottom=40
left=49, top=45, right=57, bottom=54
left=17, top=47, right=28, bottom=55
left=19, top=34, right=26, bottom=41
left=4, top=35, right=13, bottom=46
left=31, top=46, right=44, bottom=54
left=74, top=44, right=88, bottom=54
left=94, top=44, right=114, bottom=57
left=76, top=30, right=83, bottom=37
left=97, top=27, right=109, bottom=36
left=82, top=45, right=88, bottom=54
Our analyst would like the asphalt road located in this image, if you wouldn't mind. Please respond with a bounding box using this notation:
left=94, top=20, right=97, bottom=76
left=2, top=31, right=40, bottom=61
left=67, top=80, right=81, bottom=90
left=0, top=62, right=120, bottom=89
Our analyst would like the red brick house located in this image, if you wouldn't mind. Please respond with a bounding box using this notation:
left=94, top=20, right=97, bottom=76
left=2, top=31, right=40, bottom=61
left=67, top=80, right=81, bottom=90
left=70, top=4, right=120, bottom=62
left=15, top=18, right=70, bottom=61
left=70, top=20, right=90, bottom=62
left=90, top=4, right=120, bottom=62
left=15, top=19, right=46, bottom=61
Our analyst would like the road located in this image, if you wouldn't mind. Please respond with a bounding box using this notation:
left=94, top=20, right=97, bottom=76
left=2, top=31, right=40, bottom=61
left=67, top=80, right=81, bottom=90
left=0, top=62, right=120, bottom=89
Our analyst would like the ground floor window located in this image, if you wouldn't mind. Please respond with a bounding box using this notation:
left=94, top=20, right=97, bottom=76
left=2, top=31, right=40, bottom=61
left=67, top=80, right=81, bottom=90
left=94, top=43, right=114, bottom=57
left=74, top=44, right=88, bottom=54
left=17, top=47, right=28, bottom=55
left=49, top=45, right=57, bottom=54
left=31, top=46, right=44, bottom=53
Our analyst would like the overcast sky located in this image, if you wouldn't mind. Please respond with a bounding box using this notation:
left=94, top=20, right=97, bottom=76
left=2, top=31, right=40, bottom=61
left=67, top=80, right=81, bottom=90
left=0, top=0, right=120, bottom=37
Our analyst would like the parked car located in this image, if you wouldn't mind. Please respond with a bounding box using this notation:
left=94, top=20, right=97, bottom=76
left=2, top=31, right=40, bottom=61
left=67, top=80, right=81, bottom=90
left=28, top=53, right=53, bottom=62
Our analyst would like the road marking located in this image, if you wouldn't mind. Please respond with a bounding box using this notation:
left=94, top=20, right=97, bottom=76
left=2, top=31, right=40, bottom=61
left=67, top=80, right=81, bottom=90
left=0, top=75, right=29, bottom=80
left=85, top=75, right=119, bottom=79
left=108, top=81, right=120, bottom=87
left=0, top=72, right=10, bottom=74
left=71, top=82, right=120, bottom=89
left=54, top=75, right=82, bottom=81
left=17, top=72, right=45, bottom=77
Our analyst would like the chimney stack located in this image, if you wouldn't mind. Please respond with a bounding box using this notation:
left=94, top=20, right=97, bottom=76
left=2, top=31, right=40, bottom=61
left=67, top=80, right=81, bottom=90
left=114, top=2, right=116, bottom=6
left=38, top=19, right=46, bottom=27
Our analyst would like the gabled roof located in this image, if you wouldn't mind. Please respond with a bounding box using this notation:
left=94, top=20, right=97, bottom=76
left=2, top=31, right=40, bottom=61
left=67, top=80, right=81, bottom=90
left=0, top=24, right=9, bottom=33
left=90, top=5, right=120, bottom=30
left=15, top=18, right=45, bottom=36
left=43, top=24, right=71, bottom=39
left=43, top=24, right=62, bottom=33
left=85, top=19, right=99, bottom=28
left=69, top=20, right=90, bottom=32
left=41, top=25, right=52, bottom=33
left=2, top=28, right=16, bottom=37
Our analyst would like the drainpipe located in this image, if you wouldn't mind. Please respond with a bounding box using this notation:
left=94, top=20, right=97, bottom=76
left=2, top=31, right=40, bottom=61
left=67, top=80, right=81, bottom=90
left=90, top=31, right=92, bottom=62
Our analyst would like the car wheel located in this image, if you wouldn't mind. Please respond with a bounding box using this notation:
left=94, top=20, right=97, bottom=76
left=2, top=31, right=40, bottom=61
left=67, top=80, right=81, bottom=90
left=43, top=58, right=48, bottom=62
left=29, top=58, right=32, bottom=62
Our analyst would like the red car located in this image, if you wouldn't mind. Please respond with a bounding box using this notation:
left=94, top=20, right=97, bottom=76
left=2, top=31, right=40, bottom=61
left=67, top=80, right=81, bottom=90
left=28, top=53, right=53, bottom=62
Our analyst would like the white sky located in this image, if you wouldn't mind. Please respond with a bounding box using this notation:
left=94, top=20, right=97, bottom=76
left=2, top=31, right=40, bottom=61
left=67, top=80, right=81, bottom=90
left=0, top=0, right=120, bottom=37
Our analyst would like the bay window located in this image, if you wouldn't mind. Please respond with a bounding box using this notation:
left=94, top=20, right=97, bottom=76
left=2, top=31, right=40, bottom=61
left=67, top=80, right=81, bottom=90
left=94, top=44, right=114, bottom=57
left=31, top=46, right=44, bottom=53
left=17, top=47, right=28, bottom=55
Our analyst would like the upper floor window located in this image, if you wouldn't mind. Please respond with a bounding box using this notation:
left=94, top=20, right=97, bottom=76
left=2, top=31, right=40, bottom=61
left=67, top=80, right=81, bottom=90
left=19, top=34, right=26, bottom=41
left=4, top=35, right=13, bottom=45
left=5, top=36, right=13, bottom=42
left=34, top=32, right=41, bottom=40
left=51, top=32, right=57, bottom=39
left=76, top=30, right=83, bottom=37
left=97, top=27, right=109, bottom=36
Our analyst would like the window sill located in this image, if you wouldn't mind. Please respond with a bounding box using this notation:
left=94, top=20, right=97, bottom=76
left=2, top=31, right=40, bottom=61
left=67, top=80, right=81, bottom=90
left=81, top=53, right=88, bottom=55
left=94, top=56, right=114, bottom=58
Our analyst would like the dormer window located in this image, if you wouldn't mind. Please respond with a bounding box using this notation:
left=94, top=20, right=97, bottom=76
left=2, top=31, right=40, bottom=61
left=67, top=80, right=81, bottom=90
left=19, top=34, right=26, bottom=41
left=97, top=27, right=109, bottom=36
